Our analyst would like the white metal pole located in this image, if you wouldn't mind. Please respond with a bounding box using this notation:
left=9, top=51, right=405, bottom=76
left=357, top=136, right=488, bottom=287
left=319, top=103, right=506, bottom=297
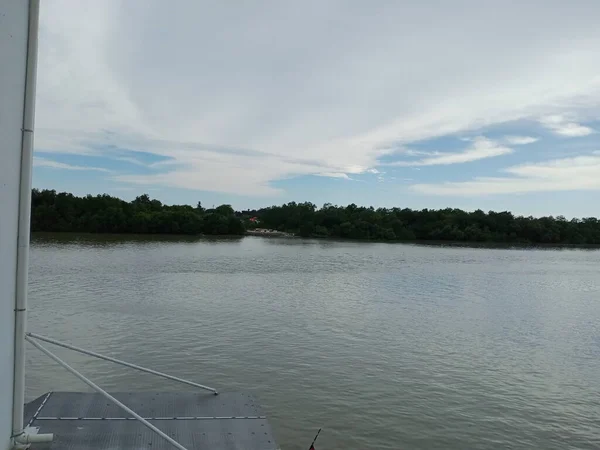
left=12, top=0, right=40, bottom=439
left=0, top=1, right=32, bottom=447
left=26, top=333, right=218, bottom=394
left=25, top=337, right=190, bottom=450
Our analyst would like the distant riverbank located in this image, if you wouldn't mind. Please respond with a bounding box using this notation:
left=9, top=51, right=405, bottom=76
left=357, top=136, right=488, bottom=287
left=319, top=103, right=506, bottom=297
left=31, top=189, right=600, bottom=245
left=246, top=228, right=294, bottom=238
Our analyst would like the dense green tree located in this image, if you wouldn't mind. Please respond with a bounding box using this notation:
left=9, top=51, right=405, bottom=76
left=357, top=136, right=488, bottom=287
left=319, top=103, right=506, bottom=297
left=298, top=221, right=315, bottom=237
left=30, top=189, right=600, bottom=244
left=202, top=213, right=229, bottom=235
left=252, top=201, right=600, bottom=244
left=30, top=189, right=244, bottom=236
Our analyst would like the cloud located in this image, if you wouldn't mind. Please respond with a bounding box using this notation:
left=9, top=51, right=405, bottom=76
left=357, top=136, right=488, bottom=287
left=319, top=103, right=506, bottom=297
left=34, top=129, right=102, bottom=155
left=35, top=1, right=600, bottom=195
left=33, top=156, right=110, bottom=172
left=114, top=156, right=147, bottom=166
left=504, top=135, right=539, bottom=145
left=539, top=115, right=594, bottom=137
left=411, top=154, right=600, bottom=195
left=317, top=172, right=352, bottom=179
left=388, top=137, right=512, bottom=166
left=403, top=149, right=443, bottom=157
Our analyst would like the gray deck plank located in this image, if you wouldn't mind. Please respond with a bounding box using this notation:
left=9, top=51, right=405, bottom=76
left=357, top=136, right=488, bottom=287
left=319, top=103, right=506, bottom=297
left=24, top=392, right=278, bottom=450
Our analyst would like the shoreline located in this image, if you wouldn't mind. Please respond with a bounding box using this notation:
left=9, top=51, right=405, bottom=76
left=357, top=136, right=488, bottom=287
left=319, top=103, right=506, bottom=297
left=245, top=228, right=295, bottom=238
left=29, top=231, right=600, bottom=249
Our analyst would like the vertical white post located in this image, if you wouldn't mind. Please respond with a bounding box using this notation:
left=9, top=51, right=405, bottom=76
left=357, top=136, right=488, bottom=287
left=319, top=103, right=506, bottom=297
left=12, top=0, right=40, bottom=442
left=0, top=1, right=31, bottom=448
left=0, top=0, right=39, bottom=447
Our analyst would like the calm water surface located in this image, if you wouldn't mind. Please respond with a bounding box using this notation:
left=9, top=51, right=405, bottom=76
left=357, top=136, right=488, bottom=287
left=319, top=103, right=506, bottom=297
left=27, top=234, right=600, bottom=449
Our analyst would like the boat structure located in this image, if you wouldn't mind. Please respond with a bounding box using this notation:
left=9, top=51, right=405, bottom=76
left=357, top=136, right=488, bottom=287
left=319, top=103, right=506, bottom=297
left=0, top=1, right=279, bottom=449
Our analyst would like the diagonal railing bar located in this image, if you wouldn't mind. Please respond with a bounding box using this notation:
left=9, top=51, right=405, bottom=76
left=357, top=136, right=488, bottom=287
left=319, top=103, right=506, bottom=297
left=26, top=332, right=217, bottom=394
left=25, top=335, right=190, bottom=450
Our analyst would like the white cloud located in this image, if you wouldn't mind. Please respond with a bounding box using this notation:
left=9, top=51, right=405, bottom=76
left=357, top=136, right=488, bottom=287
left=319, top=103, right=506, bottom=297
left=403, top=149, right=443, bottom=157
left=539, top=115, right=594, bottom=137
left=35, top=1, right=600, bottom=195
left=114, top=154, right=327, bottom=196
left=34, top=129, right=102, bottom=155
left=411, top=154, right=600, bottom=195
left=316, top=172, right=352, bottom=179
left=504, top=135, right=539, bottom=145
left=33, top=156, right=110, bottom=172
left=388, top=137, right=512, bottom=166
left=555, top=123, right=594, bottom=137
left=115, top=156, right=147, bottom=166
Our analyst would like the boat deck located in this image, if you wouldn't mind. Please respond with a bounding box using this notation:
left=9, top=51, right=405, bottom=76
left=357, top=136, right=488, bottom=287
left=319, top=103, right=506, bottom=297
left=24, top=391, right=279, bottom=450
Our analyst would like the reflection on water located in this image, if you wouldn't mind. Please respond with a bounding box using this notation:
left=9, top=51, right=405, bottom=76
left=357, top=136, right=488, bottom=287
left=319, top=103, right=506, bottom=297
left=27, top=234, right=600, bottom=450
left=32, top=231, right=243, bottom=246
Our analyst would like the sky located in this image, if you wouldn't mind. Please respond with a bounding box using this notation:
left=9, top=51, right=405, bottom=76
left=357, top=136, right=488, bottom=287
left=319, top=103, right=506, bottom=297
left=33, top=0, right=600, bottom=217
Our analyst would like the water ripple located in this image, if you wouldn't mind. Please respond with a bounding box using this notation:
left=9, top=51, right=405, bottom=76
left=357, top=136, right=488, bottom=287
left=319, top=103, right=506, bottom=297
left=25, top=235, right=600, bottom=450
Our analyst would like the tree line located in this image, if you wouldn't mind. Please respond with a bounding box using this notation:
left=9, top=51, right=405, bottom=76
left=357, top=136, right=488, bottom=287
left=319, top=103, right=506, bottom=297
left=245, top=202, right=600, bottom=244
left=31, top=189, right=244, bottom=235
left=31, top=189, right=600, bottom=244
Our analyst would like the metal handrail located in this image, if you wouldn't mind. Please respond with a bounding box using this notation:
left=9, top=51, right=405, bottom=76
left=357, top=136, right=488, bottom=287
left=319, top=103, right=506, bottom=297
left=25, top=336, right=190, bottom=450
left=26, top=332, right=218, bottom=394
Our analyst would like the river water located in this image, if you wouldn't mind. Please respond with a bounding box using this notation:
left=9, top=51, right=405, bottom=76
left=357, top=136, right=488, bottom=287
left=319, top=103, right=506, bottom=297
left=26, top=234, right=600, bottom=449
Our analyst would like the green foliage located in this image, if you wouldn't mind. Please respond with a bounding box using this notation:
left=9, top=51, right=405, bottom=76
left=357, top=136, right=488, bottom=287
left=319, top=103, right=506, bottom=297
left=298, top=221, right=315, bottom=237
left=214, top=204, right=235, bottom=217
left=31, top=189, right=244, bottom=236
left=253, top=202, right=600, bottom=244
left=31, top=190, right=600, bottom=244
